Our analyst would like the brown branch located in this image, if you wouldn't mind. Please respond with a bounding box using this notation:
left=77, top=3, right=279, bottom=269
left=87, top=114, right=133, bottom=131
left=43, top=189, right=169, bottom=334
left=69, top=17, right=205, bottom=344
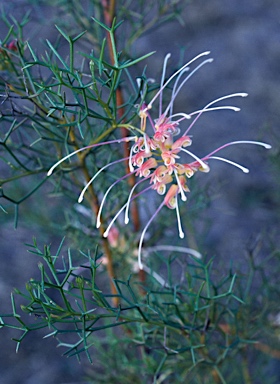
left=102, top=0, right=141, bottom=233
left=102, top=0, right=116, bottom=25
left=102, top=1, right=145, bottom=291
left=68, top=124, right=119, bottom=306
left=254, top=342, right=280, bottom=359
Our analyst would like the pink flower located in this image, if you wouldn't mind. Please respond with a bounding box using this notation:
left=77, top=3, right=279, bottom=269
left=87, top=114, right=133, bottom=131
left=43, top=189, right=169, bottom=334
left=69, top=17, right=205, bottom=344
left=6, top=40, right=18, bottom=51
left=136, top=158, right=158, bottom=177
left=47, top=51, right=271, bottom=270
left=164, top=184, right=179, bottom=209
left=107, top=226, right=120, bottom=248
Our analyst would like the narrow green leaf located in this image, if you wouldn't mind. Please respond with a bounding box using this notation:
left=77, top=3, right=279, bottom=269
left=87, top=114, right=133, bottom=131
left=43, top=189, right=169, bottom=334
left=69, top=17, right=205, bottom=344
left=2, top=25, right=14, bottom=45
left=91, top=17, right=111, bottom=32
left=26, top=41, right=38, bottom=61
left=119, top=51, right=156, bottom=69
left=55, top=25, right=70, bottom=42
left=99, top=38, right=106, bottom=76
left=73, top=30, right=87, bottom=42
left=46, top=40, right=69, bottom=70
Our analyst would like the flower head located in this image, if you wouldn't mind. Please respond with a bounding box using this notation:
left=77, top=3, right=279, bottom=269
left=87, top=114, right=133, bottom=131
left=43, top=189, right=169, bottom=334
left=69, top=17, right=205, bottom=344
left=47, top=51, right=271, bottom=270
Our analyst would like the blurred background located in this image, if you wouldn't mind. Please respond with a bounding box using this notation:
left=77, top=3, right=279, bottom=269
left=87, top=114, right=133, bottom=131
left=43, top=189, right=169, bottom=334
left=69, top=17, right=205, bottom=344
left=0, top=0, right=279, bottom=383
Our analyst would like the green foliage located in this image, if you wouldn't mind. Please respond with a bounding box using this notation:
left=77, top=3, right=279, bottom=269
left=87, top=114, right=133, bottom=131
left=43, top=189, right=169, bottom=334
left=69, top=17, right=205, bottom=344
left=1, top=238, right=279, bottom=383
left=0, top=13, right=151, bottom=227
left=0, top=2, right=279, bottom=383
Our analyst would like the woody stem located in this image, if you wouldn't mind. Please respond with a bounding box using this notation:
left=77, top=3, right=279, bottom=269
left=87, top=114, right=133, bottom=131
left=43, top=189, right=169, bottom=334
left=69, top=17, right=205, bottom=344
left=68, top=127, right=119, bottom=306
left=102, top=0, right=141, bottom=233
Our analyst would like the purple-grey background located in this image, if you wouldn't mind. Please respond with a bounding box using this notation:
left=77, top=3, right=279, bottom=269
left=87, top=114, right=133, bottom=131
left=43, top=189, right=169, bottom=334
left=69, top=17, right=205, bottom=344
left=0, top=1, right=279, bottom=383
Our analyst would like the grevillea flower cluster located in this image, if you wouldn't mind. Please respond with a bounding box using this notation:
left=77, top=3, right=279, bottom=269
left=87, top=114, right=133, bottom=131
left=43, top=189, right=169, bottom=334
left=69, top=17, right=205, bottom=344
left=48, top=51, right=271, bottom=269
